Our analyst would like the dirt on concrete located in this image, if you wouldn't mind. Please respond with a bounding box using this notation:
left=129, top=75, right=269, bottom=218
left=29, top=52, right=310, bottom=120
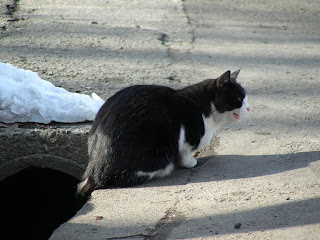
left=1, top=0, right=320, bottom=239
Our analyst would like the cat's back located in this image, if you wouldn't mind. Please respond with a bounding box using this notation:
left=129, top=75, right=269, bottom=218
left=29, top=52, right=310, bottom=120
left=91, top=85, right=180, bottom=134
left=111, top=84, right=177, bottom=107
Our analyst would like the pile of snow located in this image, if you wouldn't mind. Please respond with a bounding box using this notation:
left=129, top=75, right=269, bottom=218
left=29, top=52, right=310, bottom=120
left=0, top=63, right=105, bottom=124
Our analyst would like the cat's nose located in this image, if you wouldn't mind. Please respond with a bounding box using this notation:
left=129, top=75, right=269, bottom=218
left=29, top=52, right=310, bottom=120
left=247, top=106, right=250, bottom=111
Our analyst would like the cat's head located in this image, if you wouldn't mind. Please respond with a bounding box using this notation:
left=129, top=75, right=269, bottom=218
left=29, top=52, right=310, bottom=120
left=210, top=70, right=250, bottom=122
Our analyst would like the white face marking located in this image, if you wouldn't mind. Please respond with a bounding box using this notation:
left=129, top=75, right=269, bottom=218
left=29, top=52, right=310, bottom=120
left=236, top=95, right=250, bottom=121
left=242, top=95, right=250, bottom=112
left=225, top=95, right=250, bottom=122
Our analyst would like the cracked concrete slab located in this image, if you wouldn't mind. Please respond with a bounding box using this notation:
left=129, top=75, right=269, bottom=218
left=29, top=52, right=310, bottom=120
left=0, top=0, right=194, bottom=100
left=1, top=0, right=320, bottom=239
left=0, top=0, right=193, bottom=184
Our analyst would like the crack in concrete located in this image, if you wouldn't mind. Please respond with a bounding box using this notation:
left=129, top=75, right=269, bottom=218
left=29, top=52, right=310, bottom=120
left=155, top=0, right=197, bottom=83
left=4, top=0, right=19, bottom=16
left=139, top=127, right=220, bottom=239
left=104, top=205, right=187, bottom=240
left=138, top=137, right=220, bottom=239
left=158, top=33, right=169, bottom=46
left=3, top=0, right=24, bottom=23
left=106, top=234, right=151, bottom=240
left=144, top=205, right=186, bottom=240
left=181, top=0, right=196, bottom=44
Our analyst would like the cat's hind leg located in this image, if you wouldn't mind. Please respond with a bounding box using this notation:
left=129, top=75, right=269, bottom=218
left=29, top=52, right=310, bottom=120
left=136, top=162, right=174, bottom=179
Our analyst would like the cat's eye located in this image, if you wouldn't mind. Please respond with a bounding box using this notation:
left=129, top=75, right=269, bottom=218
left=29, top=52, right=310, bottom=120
left=237, top=97, right=242, bottom=102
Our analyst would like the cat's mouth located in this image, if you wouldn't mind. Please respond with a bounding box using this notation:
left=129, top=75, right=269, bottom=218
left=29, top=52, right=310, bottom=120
left=233, top=113, right=240, bottom=120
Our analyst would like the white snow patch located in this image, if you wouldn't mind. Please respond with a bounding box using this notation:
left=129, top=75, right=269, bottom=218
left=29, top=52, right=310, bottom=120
left=0, top=63, right=105, bottom=123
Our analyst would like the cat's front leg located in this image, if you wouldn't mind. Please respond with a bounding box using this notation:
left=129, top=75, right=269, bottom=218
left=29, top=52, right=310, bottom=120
left=179, top=145, right=198, bottom=168
left=178, top=126, right=198, bottom=168
left=180, top=154, right=198, bottom=168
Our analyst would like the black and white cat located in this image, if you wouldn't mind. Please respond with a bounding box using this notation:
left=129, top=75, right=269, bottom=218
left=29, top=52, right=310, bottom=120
left=77, top=70, right=250, bottom=198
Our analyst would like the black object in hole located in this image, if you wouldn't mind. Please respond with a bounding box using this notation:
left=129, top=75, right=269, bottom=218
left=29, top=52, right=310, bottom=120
left=0, top=167, right=84, bottom=239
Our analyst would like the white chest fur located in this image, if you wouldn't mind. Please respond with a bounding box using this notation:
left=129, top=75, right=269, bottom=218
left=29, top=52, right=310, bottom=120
left=179, top=114, right=217, bottom=154
left=196, top=115, right=216, bottom=151
left=177, top=114, right=217, bottom=168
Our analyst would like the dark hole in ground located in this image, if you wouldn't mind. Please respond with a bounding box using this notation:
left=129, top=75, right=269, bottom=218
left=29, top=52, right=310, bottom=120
left=0, top=167, right=85, bottom=240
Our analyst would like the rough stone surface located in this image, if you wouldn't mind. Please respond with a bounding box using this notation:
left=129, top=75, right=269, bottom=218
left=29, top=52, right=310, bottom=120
left=0, top=0, right=319, bottom=239
left=0, top=123, right=90, bottom=181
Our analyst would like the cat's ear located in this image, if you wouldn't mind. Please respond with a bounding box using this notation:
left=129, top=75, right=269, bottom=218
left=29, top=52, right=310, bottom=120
left=230, top=69, right=241, bottom=82
left=216, top=70, right=231, bottom=88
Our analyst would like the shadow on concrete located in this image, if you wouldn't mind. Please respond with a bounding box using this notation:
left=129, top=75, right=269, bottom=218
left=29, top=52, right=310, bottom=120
left=2, top=44, right=318, bottom=69
left=56, top=196, right=320, bottom=239
left=142, top=151, right=320, bottom=187
left=171, top=196, right=320, bottom=238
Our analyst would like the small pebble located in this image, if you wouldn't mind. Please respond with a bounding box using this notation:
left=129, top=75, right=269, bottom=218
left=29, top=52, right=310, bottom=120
left=234, top=223, right=241, bottom=229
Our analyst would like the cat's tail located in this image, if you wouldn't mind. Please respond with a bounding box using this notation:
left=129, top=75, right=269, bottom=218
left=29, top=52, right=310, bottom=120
left=76, top=176, right=96, bottom=204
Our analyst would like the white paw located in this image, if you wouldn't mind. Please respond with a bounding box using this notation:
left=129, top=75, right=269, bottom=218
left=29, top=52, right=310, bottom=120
left=181, top=156, right=198, bottom=168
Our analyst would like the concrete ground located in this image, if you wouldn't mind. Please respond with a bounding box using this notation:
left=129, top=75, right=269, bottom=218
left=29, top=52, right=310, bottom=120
left=1, top=0, right=320, bottom=239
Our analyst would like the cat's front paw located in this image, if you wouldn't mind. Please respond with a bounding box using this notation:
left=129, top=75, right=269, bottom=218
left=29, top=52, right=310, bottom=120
left=181, top=156, right=198, bottom=168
